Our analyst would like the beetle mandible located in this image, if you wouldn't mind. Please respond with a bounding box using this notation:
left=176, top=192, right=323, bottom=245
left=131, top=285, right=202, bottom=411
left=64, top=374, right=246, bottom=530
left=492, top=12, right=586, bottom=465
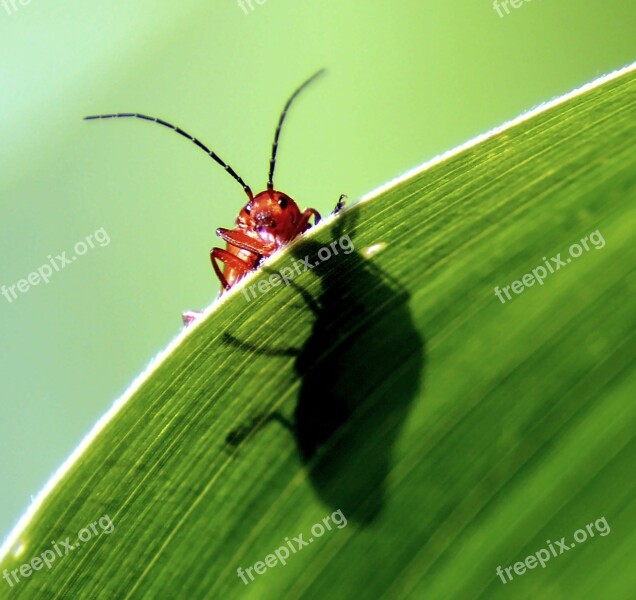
left=85, top=70, right=343, bottom=323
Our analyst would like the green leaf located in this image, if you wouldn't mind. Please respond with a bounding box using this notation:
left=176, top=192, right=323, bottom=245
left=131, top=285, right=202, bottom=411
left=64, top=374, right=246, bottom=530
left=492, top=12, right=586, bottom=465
left=2, top=64, right=635, bottom=600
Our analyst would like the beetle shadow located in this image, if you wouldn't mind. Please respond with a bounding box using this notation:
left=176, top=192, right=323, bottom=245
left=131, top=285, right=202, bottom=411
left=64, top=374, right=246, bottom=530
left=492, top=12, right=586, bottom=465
left=223, top=207, right=425, bottom=525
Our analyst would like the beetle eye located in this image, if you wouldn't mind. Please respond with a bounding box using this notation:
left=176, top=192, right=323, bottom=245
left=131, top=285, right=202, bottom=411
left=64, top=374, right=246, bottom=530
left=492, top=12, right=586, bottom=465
left=278, top=196, right=288, bottom=209
left=245, top=204, right=251, bottom=215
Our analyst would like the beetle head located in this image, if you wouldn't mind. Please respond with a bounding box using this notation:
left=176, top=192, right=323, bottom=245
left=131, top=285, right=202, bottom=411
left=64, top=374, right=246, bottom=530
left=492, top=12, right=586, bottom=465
left=238, top=189, right=302, bottom=245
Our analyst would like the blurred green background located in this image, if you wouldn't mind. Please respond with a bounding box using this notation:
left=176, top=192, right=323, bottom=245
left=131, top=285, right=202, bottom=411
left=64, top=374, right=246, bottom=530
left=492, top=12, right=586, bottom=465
left=0, top=0, right=634, bottom=544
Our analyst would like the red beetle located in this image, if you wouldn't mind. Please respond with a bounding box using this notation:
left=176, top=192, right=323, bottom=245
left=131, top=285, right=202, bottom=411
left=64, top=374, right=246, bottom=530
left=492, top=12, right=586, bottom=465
left=85, top=70, right=343, bottom=323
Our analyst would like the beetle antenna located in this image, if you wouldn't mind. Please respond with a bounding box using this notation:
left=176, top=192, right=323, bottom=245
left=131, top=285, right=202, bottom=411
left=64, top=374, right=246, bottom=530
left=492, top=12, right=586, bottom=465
left=84, top=113, right=254, bottom=199
left=267, top=69, right=326, bottom=190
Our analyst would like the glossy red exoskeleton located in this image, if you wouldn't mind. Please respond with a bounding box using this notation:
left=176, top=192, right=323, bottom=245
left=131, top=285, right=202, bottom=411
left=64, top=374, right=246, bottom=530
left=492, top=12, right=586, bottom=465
left=85, top=70, right=343, bottom=323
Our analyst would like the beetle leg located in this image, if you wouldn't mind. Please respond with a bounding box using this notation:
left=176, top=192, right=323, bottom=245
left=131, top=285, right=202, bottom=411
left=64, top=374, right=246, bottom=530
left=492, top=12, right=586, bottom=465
left=333, top=194, right=347, bottom=214
left=291, top=208, right=321, bottom=238
left=210, top=247, right=253, bottom=291
left=216, top=228, right=275, bottom=255
left=182, top=310, right=203, bottom=326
